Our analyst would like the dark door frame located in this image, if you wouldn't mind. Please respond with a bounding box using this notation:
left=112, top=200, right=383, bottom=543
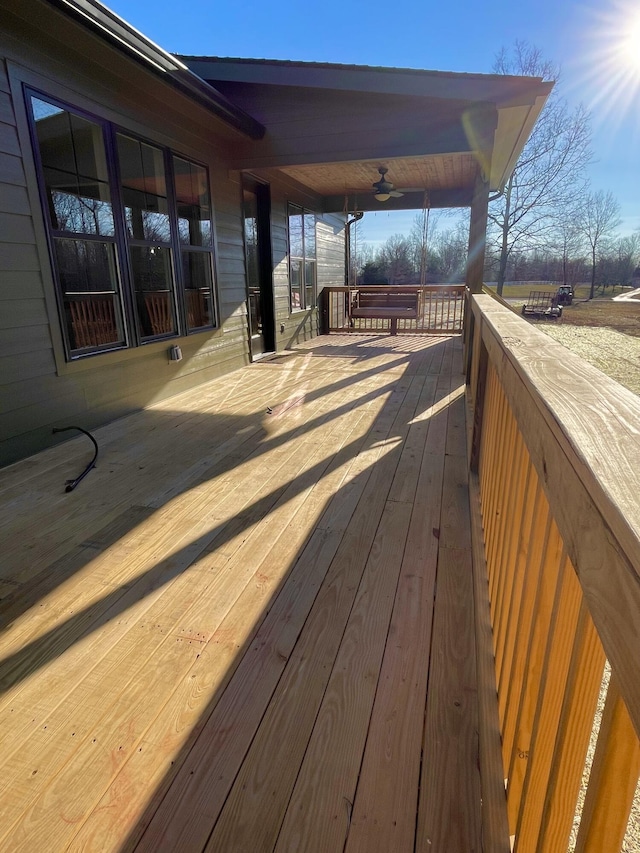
left=242, top=177, right=275, bottom=357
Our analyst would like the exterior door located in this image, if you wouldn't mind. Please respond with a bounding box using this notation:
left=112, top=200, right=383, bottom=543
left=243, top=179, right=274, bottom=357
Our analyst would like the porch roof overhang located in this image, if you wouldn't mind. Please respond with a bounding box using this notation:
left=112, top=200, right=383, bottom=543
left=182, top=57, right=553, bottom=213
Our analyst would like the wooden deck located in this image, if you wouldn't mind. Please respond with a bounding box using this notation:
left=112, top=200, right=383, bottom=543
left=0, top=333, right=482, bottom=852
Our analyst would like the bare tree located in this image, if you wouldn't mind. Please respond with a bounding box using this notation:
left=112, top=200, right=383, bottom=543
left=489, top=42, right=592, bottom=295
left=378, top=234, right=416, bottom=284
left=348, top=216, right=368, bottom=285
left=433, top=220, right=469, bottom=282
left=580, top=190, right=622, bottom=299
left=597, top=233, right=640, bottom=293
left=551, top=205, right=586, bottom=288
left=615, top=233, right=640, bottom=287
left=408, top=210, right=444, bottom=283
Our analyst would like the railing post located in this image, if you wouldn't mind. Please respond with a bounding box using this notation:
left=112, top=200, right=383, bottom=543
left=468, top=304, right=488, bottom=473
left=319, top=287, right=330, bottom=334
left=464, top=171, right=489, bottom=375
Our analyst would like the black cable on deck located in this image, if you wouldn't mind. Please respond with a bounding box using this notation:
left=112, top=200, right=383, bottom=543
left=52, top=426, right=99, bottom=492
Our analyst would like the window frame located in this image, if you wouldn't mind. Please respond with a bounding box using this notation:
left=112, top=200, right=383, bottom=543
left=287, top=203, right=317, bottom=313
left=24, top=86, right=219, bottom=361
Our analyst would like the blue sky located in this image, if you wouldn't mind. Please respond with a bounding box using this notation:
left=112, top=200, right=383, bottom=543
left=108, top=0, right=640, bottom=246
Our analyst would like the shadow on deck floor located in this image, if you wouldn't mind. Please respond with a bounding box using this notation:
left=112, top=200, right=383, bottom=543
left=0, top=333, right=481, bottom=852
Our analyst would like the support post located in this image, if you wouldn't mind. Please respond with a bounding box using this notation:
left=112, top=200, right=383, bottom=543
left=464, top=171, right=490, bottom=376
left=466, top=171, right=490, bottom=294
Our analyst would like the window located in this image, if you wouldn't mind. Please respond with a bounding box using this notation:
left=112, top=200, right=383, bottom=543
left=173, top=156, right=216, bottom=330
left=30, top=97, right=126, bottom=353
left=27, top=91, right=217, bottom=359
left=117, top=133, right=176, bottom=339
left=288, top=204, right=316, bottom=311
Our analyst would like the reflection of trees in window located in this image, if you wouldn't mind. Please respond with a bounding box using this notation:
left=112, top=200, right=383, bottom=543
left=173, top=155, right=216, bottom=330
left=54, top=239, right=116, bottom=292
left=49, top=190, right=114, bottom=236
left=288, top=205, right=316, bottom=311
left=174, top=157, right=213, bottom=247
left=117, top=135, right=176, bottom=338
left=117, top=134, right=172, bottom=243
left=29, top=96, right=125, bottom=353
left=28, top=92, right=219, bottom=356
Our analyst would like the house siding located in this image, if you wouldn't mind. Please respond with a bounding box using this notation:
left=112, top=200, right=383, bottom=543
left=0, top=3, right=346, bottom=467
left=317, top=214, right=347, bottom=289
left=267, top=183, right=346, bottom=349
left=0, top=54, right=64, bottom=466
left=0, top=6, right=255, bottom=467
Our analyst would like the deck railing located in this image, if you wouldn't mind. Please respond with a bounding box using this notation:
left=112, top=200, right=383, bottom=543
left=324, top=284, right=465, bottom=334
left=467, top=294, right=640, bottom=852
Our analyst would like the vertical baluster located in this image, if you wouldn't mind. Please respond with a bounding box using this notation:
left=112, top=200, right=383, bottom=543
left=574, top=676, right=640, bottom=853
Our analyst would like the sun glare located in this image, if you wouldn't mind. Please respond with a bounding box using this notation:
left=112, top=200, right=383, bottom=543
left=575, top=1, right=640, bottom=134
left=620, top=13, right=640, bottom=76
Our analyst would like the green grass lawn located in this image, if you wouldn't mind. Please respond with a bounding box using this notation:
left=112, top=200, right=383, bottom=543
left=484, top=282, right=632, bottom=301
left=483, top=283, right=640, bottom=338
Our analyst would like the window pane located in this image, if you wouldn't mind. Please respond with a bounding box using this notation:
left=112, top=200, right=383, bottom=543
left=244, top=222, right=259, bottom=289
left=290, top=258, right=303, bottom=310
left=54, top=238, right=118, bottom=293
left=31, top=98, right=76, bottom=175
left=243, top=188, right=262, bottom=336
left=183, top=251, right=214, bottom=330
left=130, top=246, right=176, bottom=337
left=122, top=194, right=171, bottom=242
left=69, top=113, right=110, bottom=183
left=288, top=207, right=303, bottom=257
left=66, top=293, right=124, bottom=351
left=304, top=213, right=316, bottom=257
left=118, top=134, right=171, bottom=243
left=305, top=260, right=316, bottom=308
left=45, top=170, right=114, bottom=235
left=141, top=143, right=167, bottom=196
left=31, top=98, right=65, bottom=123
left=53, top=238, right=125, bottom=351
left=173, top=156, right=213, bottom=247
left=30, top=96, right=114, bottom=235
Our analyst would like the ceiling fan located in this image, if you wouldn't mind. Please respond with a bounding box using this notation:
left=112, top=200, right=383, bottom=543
left=372, top=167, right=404, bottom=201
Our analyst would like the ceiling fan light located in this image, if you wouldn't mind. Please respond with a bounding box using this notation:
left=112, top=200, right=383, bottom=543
left=374, top=192, right=391, bottom=202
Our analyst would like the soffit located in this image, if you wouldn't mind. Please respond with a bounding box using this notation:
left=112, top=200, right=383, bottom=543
left=279, top=154, right=477, bottom=198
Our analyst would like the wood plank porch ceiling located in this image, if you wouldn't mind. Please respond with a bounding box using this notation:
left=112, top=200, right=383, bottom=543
left=280, top=153, right=479, bottom=198
left=0, top=333, right=481, bottom=852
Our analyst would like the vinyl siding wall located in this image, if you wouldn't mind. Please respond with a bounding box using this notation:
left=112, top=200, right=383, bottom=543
left=0, top=3, right=345, bottom=467
left=268, top=182, right=345, bottom=348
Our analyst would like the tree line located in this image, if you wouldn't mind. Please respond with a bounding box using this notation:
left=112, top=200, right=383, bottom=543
left=354, top=214, right=639, bottom=295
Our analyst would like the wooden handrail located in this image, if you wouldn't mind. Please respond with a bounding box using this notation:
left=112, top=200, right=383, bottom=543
left=468, top=293, right=640, bottom=851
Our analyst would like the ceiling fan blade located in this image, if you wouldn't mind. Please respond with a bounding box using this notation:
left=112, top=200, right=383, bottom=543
left=389, top=190, right=404, bottom=198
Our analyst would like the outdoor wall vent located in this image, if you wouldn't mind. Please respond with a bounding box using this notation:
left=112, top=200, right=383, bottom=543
left=169, top=345, right=183, bottom=361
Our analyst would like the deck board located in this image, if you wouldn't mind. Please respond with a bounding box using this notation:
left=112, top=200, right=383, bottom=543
left=0, top=333, right=484, bottom=852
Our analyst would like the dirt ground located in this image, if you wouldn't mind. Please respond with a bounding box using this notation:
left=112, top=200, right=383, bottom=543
left=552, top=299, right=640, bottom=338
left=520, top=299, right=640, bottom=397
left=542, top=323, right=640, bottom=396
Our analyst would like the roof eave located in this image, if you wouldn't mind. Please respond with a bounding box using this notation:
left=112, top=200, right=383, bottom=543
left=180, top=55, right=553, bottom=110
left=45, top=0, right=265, bottom=139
